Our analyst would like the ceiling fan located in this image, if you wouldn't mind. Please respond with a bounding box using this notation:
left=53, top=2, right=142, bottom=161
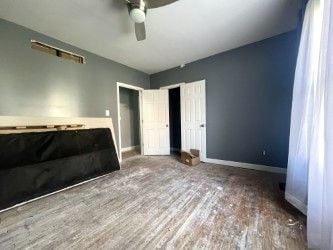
left=124, top=0, right=178, bottom=41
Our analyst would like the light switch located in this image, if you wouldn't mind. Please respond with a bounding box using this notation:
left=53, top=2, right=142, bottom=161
left=105, top=109, right=110, bottom=117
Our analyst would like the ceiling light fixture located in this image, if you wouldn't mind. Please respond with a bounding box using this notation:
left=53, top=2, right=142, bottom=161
left=130, top=8, right=146, bottom=23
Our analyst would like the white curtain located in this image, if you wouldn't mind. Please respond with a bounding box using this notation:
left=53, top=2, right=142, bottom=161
left=286, top=0, right=333, bottom=248
left=285, top=0, right=322, bottom=216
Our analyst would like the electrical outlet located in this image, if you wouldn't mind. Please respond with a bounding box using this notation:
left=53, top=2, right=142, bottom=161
left=105, top=109, right=110, bottom=117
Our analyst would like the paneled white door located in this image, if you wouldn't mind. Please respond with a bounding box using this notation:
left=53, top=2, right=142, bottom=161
left=181, top=80, right=207, bottom=161
left=142, top=90, right=170, bottom=155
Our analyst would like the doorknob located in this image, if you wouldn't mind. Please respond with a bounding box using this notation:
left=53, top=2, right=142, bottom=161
left=166, top=124, right=169, bottom=127
left=200, top=124, right=205, bottom=128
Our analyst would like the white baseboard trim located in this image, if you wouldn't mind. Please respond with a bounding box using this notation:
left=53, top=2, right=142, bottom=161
left=170, top=147, right=181, bottom=152
left=121, top=145, right=139, bottom=153
left=285, top=192, right=307, bottom=215
left=205, top=158, right=287, bottom=174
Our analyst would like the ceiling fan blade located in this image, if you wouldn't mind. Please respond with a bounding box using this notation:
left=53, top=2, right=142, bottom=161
left=135, top=22, right=146, bottom=41
left=111, top=0, right=128, bottom=10
left=145, top=0, right=178, bottom=9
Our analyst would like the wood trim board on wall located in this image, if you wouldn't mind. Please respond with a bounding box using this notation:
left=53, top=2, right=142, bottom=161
left=0, top=116, right=118, bottom=158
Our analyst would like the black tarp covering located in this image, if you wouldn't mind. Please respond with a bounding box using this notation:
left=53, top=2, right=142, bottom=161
left=0, top=128, right=120, bottom=210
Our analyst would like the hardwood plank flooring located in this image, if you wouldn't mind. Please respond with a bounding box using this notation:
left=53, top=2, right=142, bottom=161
left=122, top=148, right=141, bottom=160
left=0, top=155, right=306, bottom=249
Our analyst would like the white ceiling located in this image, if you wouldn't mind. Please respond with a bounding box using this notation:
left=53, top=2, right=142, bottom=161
left=0, top=0, right=299, bottom=74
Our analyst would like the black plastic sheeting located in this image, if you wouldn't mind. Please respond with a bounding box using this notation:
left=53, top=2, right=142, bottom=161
left=0, top=128, right=120, bottom=210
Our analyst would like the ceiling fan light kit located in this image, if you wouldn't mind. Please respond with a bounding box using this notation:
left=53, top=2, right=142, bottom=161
left=125, top=0, right=178, bottom=41
left=130, top=8, right=146, bottom=23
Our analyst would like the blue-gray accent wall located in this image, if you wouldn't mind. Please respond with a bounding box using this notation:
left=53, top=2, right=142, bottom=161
left=0, top=17, right=298, bottom=168
left=0, top=19, right=150, bottom=153
left=150, top=31, right=298, bottom=168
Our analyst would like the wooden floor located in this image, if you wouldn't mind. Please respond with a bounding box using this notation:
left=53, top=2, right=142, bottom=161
left=122, top=148, right=141, bottom=160
left=0, top=155, right=307, bottom=249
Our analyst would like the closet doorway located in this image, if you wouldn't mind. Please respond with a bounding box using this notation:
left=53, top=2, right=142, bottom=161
left=117, top=82, right=143, bottom=162
left=160, top=83, right=182, bottom=156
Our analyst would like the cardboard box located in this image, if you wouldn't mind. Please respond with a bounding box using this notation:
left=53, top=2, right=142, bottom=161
left=181, top=149, right=200, bottom=166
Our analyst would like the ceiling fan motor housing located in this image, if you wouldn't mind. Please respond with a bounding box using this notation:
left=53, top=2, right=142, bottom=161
left=128, top=1, right=147, bottom=23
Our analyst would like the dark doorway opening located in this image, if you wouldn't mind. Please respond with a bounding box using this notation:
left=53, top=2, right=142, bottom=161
left=169, top=87, right=181, bottom=154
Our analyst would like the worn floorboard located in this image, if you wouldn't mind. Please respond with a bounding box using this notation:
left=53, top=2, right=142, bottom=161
left=122, top=149, right=141, bottom=160
left=0, top=155, right=306, bottom=249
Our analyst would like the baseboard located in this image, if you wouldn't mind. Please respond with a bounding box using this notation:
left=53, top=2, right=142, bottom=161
left=205, top=158, right=287, bottom=174
left=170, top=147, right=181, bottom=152
left=121, top=145, right=139, bottom=153
left=285, top=192, right=307, bottom=215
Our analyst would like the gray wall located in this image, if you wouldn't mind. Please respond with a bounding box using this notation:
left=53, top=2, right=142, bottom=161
left=119, top=87, right=140, bottom=149
left=0, top=18, right=298, bottom=168
left=0, top=19, right=150, bottom=154
left=151, top=31, right=298, bottom=168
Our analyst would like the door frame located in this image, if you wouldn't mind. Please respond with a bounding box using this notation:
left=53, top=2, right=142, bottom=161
left=160, top=83, right=185, bottom=90
left=117, top=82, right=144, bottom=163
left=160, top=80, right=207, bottom=161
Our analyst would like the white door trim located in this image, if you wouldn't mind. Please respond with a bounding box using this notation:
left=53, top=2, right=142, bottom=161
left=160, top=83, right=185, bottom=90
left=161, top=81, right=207, bottom=162
left=118, top=82, right=144, bottom=91
left=117, top=82, right=144, bottom=163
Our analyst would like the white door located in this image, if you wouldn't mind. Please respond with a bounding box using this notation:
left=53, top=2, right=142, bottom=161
left=142, top=90, right=170, bottom=155
left=181, top=80, right=207, bottom=161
